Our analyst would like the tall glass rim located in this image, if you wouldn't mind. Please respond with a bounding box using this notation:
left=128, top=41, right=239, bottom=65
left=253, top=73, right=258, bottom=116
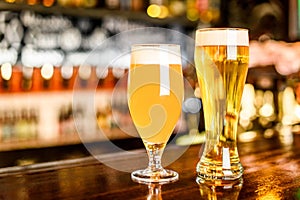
left=195, top=27, right=249, bottom=46
left=196, top=27, right=248, bottom=32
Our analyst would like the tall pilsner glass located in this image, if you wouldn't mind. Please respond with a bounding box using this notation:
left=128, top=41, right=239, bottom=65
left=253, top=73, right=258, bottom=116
left=194, top=28, right=249, bottom=183
left=128, top=44, right=184, bottom=184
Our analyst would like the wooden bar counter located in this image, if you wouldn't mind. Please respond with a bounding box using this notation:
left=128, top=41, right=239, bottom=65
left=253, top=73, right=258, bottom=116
left=0, top=131, right=299, bottom=199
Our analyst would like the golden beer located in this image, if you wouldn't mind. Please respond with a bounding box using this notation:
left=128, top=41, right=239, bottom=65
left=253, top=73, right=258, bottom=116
left=128, top=64, right=183, bottom=149
left=195, top=28, right=249, bottom=182
left=128, top=44, right=183, bottom=183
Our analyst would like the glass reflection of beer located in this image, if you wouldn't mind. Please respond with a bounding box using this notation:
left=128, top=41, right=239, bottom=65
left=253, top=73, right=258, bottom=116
left=194, top=28, right=249, bottom=182
left=198, top=178, right=243, bottom=200
left=128, top=44, right=184, bottom=183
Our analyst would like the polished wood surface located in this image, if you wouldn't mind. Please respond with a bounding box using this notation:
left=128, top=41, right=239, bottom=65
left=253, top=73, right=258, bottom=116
left=0, top=132, right=299, bottom=200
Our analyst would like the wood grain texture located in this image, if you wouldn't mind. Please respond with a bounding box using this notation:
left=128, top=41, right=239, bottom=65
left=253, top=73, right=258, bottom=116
left=0, top=134, right=299, bottom=200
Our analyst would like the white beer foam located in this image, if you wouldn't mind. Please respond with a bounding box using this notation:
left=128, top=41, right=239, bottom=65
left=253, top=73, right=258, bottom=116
left=196, top=28, right=249, bottom=46
left=131, top=44, right=181, bottom=64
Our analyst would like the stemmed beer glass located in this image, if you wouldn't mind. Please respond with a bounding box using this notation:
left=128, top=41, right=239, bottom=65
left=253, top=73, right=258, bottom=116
left=127, top=44, right=184, bottom=184
left=194, top=28, right=249, bottom=183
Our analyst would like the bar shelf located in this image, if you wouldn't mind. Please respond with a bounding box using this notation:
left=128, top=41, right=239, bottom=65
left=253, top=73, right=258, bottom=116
left=0, top=1, right=197, bottom=28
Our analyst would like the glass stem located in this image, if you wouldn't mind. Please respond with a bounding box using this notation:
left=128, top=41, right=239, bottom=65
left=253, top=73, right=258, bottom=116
left=147, top=147, right=164, bottom=172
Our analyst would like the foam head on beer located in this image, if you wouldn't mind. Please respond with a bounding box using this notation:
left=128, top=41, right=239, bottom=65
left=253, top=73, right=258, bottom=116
left=131, top=44, right=181, bottom=65
left=196, top=28, right=249, bottom=47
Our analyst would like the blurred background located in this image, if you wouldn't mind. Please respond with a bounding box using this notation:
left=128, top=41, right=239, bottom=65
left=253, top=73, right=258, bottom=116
left=0, top=0, right=298, bottom=167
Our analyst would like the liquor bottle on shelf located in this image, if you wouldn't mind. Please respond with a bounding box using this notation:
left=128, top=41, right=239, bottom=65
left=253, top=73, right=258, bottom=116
left=105, top=68, right=116, bottom=89
left=0, top=108, right=39, bottom=142
left=78, top=65, right=91, bottom=88
left=15, top=109, right=28, bottom=141
left=112, top=67, right=125, bottom=86
left=61, top=64, right=73, bottom=89
left=96, top=67, right=109, bottom=88
left=59, top=104, right=75, bottom=135
left=1, top=63, right=12, bottom=91
left=52, top=67, right=62, bottom=91
left=28, top=108, right=38, bottom=139
left=31, top=67, right=42, bottom=91
left=96, top=103, right=113, bottom=132
left=41, top=63, right=54, bottom=90
left=89, top=67, right=99, bottom=89
left=2, top=110, right=14, bottom=142
left=11, top=66, right=22, bottom=93
left=21, top=66, right=33, bottom=91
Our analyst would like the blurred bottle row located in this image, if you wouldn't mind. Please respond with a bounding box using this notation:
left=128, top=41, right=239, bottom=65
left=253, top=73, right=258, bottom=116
left=0, top=64, right=126, bottom=92
left=0, top=108, right=38, bottom=142
left=0, top=89, right=133, bottom=146
left=0, top=64, right=299, bottom=149
left=237, top=68, right=300, bottom=144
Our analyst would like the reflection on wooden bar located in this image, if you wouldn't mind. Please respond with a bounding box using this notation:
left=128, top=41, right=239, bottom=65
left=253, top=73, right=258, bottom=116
left=0, top=135, right=299, bottom=199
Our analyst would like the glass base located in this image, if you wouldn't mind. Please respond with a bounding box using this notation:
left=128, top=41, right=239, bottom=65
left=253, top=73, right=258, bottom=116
left=196, top=175, right=243, bottom=186
left=131, top=168, right=179, bottom=184
left=196, top=161, right=243, bottom=182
